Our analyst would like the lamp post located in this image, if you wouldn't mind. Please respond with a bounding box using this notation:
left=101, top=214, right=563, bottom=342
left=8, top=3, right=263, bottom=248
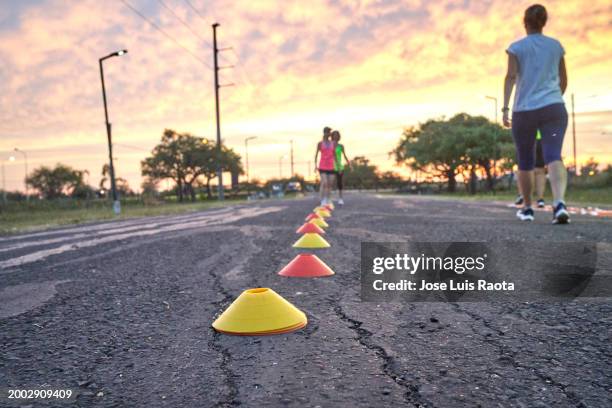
left=485, top=95, right=498, bottom=124
left=244, top=136, right=257, bottom=183
left=99, top=49, right=127, bottom=215
left=13, top=148, right=28, bottom=201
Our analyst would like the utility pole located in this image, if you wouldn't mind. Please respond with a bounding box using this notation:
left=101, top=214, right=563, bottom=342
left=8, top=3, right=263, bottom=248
left=212, top=23, right=224, bottom=200
left=244, top=136, right=257, bottom=182
left=571, top=93, right=577, bottom=174
left=308, top=160, right=311, bottom=180
left=212, top=23, right=234, bottom=200
left=290, top=139, right=294, bottom=177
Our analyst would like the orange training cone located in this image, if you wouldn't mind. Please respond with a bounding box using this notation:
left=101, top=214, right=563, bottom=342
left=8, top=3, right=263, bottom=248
left=292, top=233, right=330, bottom=248
left=212, top=288, right=307, bottom=335
left=309, top=217, right=329, bottom=229
left=296, top=222, right=325, bottom=234
left=278, top=253, right=335, bottom=277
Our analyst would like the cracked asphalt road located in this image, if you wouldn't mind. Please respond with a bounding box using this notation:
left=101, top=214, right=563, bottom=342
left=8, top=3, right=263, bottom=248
left=1, top=194, right=611, bottom=407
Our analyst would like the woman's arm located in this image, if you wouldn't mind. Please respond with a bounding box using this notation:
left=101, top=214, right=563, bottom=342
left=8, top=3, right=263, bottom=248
left=341, top=145, right=351, bottom=168
left=559, top=56, right=567, bottom=95
left=314, top=142, right=320, bottom=171
left=503, top=52, right=518, bottom=127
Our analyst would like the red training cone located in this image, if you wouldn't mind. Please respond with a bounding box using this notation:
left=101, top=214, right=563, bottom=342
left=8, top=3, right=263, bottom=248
left=296, top=222, right=325, bottom=234
left=278, top=253, right=335, bottom=278
left=305, top=213, right=321, bottom=222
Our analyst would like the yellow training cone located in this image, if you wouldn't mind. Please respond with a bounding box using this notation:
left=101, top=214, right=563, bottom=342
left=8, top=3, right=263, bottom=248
left=315, top=209, right=331, bottom=218
left=309, top=217, right=329, bottom=228
left=212, top=288, right=307, bottom=335
left=292, top=233, right=330, bottom=249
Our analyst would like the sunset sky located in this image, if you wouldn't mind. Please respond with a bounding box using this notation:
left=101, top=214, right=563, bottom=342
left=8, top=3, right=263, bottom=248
left=1, top=0, right=611, bottom=192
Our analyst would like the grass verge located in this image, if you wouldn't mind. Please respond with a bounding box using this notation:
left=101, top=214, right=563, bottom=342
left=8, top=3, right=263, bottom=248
left=0, top=199, right=245, bottom=236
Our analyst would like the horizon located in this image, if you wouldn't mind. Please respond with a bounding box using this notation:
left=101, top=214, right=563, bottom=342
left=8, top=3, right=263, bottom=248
left=1, top=0, right=611, bottom=193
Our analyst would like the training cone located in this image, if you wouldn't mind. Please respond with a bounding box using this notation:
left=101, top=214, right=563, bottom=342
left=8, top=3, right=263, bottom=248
left=292, top=233, right=330, bottom=249
left=305, top=212, right=321, bottom=222
left=316, top=209, right=331, bottom=218
left=296, top=222, right=325, bottom=234
left=309, top=217, right=329, bottom=228
left=212, top=288, right=307, bottom=335
left=278, top=253, right=335, bottom=278
left=325, top=204, right=334, bottom=211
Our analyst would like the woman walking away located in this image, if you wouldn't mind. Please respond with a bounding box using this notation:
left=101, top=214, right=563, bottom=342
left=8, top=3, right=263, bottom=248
left=503, top=4, right=569, bottom=224
left=314, top=127, right=336, bottom=206
left=331, top=130, right=351, bottom=205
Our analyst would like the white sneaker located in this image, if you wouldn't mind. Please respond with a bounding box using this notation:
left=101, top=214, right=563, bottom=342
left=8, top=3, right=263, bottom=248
left=338, top=198, right=344, bottom=205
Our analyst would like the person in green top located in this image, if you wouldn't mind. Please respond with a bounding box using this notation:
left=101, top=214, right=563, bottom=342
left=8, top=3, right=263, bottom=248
left=331, top=130, right=351, bottom=205
left=515, top=129, right=547, bottom=208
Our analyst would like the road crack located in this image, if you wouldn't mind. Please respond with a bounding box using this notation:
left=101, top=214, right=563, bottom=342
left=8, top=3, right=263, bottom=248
left=333, top=304, right=433, bottom=408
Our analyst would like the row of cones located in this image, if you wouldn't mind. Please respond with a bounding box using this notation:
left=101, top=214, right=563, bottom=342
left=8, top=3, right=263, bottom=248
left=212, top=202, right=337, bottom=335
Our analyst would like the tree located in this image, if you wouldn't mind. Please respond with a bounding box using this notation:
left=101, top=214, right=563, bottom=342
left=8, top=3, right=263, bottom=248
left=141, top=129, right=244, bottom=201
left=379, top=171, right=404, bottom=189
left=393, top=119, right=464, bottom=192
left=26, top=163, right=87, bottom=199
left=99, top=164, right=133, bottom=197
left=393, top=113, right=513, bottom=193
left=449, top=114, right=512, bottom=192
left=344, top=156, right=379, bottom=190
left=580, top=157, right=599, bottom=176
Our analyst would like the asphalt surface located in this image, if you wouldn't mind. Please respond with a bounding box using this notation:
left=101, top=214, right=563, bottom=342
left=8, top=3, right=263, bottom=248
left=1, top=194, right=611, bottom=407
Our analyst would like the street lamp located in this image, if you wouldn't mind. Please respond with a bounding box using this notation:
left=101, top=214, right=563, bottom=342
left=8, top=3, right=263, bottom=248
left=244, top=136, right=257, bottom=183
left=13, top=148, right=28, bottom=201
left=485, top=95, right=498, bottom=123
left=99, top=49, right=128, bottom=215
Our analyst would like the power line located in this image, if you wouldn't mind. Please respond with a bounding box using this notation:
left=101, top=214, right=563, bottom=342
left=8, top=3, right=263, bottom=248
left=156, top=0, right=212, bottom=48
left=229, top=47, right=255, bottom=89
left=183, top=0, right=210, bottom=24
left=114, top=143, right=151, bottom=152
left=119, top=0, right=212, bottom=69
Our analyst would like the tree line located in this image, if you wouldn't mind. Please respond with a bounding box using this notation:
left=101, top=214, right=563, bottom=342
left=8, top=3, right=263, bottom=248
left=5, top=116, right=610, bottom=202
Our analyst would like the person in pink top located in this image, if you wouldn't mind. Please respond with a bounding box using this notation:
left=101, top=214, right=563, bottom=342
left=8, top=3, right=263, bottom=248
left=314, top=127, right=336, bottom=206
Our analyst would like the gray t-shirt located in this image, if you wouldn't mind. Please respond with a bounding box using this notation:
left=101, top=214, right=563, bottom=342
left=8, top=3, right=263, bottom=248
left=507, top=33, right=565, bottom=112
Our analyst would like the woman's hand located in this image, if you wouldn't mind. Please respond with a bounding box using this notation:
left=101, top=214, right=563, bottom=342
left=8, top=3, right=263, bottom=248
left=502, top=110, right=511, bottom=128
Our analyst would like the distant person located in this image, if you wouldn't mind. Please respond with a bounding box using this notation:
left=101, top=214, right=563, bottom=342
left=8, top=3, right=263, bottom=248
left=331, top=130, right=351, bottom=205
left=514, top=130, right=547, bottom=208
left=314, top=127, right=336, bottom=206
left=503, top=4, right=569, bottom=223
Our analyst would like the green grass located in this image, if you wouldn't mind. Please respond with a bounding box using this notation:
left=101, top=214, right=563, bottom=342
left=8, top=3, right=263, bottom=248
left=0, top=198, right=246, bottom=236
